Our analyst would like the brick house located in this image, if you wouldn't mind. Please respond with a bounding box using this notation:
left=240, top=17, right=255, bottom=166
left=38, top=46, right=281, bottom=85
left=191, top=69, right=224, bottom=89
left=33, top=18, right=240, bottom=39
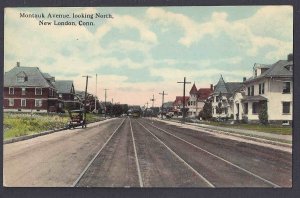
left=4, top=63, right=58, bottom=113
left=54, top=80, right=76, bottom=111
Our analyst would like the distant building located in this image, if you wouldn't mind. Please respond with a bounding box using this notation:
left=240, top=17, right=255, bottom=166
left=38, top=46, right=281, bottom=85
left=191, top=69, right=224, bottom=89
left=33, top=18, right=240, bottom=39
left=173, top=96, right=189, bottom=115
left=54, top=80, right=76, bottom=111
left=187, top=83, right=213, bottom=118
left=3, top=62, right=58, bottom=113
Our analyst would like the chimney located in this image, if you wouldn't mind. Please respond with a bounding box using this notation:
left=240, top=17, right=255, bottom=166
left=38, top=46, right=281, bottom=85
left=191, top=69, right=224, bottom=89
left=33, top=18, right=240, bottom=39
left=210, top=84, right=213, bottom=91
left=243, top=77, right=246, bottom=82
left=16, top=62, right=20, bottom=67
left=287, top=53, right=293, bottom=62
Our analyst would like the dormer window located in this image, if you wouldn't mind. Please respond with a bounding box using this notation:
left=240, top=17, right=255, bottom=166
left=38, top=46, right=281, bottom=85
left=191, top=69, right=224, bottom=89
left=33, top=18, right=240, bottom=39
left=285, top=65, right=293, bottom=71
left=16, top=72, right=28, bottom=83
left=17, top=76, right=25, bottom=83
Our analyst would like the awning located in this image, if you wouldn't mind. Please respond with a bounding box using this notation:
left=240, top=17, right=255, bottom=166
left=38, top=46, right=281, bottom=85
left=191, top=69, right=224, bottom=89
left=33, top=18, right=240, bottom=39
left=241, top=95, right=267, bottom=102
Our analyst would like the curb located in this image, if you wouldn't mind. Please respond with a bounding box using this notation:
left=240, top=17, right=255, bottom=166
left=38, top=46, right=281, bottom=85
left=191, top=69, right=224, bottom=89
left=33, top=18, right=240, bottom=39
left=156, top=118, right=292, bottom=149
left=3, top=118, right=108, bottom=145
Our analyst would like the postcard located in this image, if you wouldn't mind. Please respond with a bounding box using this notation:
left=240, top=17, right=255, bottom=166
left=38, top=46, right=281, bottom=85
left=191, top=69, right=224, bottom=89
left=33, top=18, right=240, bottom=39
left=3, top=6, right=293, bottom=188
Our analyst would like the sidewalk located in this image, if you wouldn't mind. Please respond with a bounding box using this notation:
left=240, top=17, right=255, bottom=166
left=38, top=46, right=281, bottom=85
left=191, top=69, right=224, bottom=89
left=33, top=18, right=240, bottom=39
left=155, top=118, right=292, bottom=147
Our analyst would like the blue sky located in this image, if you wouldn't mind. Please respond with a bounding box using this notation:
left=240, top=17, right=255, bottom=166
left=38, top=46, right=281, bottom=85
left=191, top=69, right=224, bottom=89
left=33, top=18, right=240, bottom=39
left=4, top=6, right=293, bottom=105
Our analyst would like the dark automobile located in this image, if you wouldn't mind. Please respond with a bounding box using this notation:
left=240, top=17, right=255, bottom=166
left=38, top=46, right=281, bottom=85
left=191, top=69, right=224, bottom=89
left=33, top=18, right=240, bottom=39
left=68, top=110, right=87, bottom=129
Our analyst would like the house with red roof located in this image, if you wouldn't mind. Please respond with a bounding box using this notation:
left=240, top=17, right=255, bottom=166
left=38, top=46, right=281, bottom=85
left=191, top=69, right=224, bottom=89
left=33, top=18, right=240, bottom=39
left=173, top=96, right=189, bottom=115
left=187, top=83, right=213, bottom=118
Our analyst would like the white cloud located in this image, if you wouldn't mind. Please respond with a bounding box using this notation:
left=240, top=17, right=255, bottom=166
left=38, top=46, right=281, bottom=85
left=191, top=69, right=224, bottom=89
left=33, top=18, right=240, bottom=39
left=146, top=7, right=293, bottom=59
left=95, top=14, right=157, bottom=44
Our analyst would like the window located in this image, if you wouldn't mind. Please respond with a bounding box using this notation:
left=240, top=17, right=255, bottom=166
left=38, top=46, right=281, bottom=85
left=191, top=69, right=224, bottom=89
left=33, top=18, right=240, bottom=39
left=9, top=87, right=14, bottom=95
left=35, top=99, right=42, bottom=107
left=252, top=102, right=259, bottom=114
left=8, top=99, right=14, bottom=106
left=248, top=87, right=251, bottom=96
left=35, top=88, right=42, bottom=95
left=283, top=82, right=291, bottom=94
left=21, top=99, right=26, bottom=107
left=21, top=88, right=26, bottom=95
left=244, top=103, right=248, bottom=114
left=17, top=76, right=25, bottom=83
left=216, top=96, right=219, bottom=102
left=282, top=102, right=290, bottom=114
left=251, top=86, right=254, bottom=96
left=259, top=83, right=265, bottom=94
left=255, top=69, right=257, bottom=77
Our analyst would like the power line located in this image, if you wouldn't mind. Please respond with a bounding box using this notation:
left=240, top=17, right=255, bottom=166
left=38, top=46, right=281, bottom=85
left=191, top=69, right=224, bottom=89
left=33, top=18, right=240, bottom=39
left=177, top=77, right=191, bottom=123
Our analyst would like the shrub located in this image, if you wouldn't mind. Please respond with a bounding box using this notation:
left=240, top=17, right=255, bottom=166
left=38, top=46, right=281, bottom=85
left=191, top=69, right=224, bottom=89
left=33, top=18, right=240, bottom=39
left=259, top=101, right=268, bottom=125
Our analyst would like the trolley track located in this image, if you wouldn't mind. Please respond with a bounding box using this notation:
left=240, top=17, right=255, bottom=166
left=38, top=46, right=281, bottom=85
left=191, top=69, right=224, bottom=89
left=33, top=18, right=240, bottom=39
left=142, top=118, right=291, bottom=187
left=138, top=118, right=284, bottom=187
left=73, top=118, right=128, bottom=187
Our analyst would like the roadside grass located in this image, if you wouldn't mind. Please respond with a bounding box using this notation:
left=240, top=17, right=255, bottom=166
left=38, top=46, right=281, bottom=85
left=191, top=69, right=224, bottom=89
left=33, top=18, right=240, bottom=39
left=3, top=113, right=103, bottom=140
left=201, top=121, right=292, bottom=135
left=170, top=117, right=292, bottom=135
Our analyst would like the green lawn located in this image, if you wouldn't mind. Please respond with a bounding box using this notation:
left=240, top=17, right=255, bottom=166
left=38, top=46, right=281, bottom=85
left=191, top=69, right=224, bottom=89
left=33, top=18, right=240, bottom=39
left=3, top=113, right=103, bottom=140
left=204, top=121, right=292, bottom=135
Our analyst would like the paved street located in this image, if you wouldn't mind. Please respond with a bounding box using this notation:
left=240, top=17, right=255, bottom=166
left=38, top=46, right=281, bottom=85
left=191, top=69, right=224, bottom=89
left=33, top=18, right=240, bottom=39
left=4, top=117, right=292, bottom=187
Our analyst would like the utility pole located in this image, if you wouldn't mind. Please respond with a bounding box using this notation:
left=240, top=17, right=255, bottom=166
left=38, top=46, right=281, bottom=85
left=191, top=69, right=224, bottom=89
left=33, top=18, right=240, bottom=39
left=150, top=94, right=155, bottom=108
left=82, top=75, right=92, bottom=126
left=104, top=88, right=109, bottom=118
left=177, top=77, right=191, bottom=123
left=159, top=91, right=167, bottom=119
left=94, top=74, right=98, bottom=113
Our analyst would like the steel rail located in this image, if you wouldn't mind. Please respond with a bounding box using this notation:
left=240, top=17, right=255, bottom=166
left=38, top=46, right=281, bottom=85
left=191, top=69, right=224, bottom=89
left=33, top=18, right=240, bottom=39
left=129, top=118, right=144, bottom=187
left=144, top=119, right=281, bottom=187
left=137, top=120, right=215, bottom=187
left=72, top=118, right=126, bottom=187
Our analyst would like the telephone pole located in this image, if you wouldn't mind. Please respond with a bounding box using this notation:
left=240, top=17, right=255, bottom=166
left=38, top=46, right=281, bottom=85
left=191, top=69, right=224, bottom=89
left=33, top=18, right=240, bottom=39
left=104, top=88, right=109, bottom=118
left=94, top=74, right=98, bottom=113
left=82, top=75, right=92, bottom=125
left=159, top=91, right=167, bottom=119
left=177, top=77, right=191, bottom=123
left=150, top=94, right=155, bottom=108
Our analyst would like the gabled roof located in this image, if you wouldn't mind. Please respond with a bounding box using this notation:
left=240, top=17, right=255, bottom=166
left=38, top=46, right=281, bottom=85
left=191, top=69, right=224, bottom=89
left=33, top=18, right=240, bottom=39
left=189, top=83, right=198, bottom=95
left=4, top=66, right=55, bottom=88
left=174, top=96, right=189, bottom=105
left=245, top=59, right=293, bottom=83
left=54, top=80, right=74, bottom=94
left=262, top=60, right=293, bottom=77
left=213, top=75, right=229, bottom=94
left=197, top=88, right=212, bottom=101
left=213, top=75, right=243, bottom=95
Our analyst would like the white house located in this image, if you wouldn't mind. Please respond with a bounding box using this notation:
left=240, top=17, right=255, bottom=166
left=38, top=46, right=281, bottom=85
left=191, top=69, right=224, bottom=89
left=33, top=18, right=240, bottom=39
left=211, top=76, right=243, bottom=119
left=187, top=83, right=213, bottom=118
left=242, top=54, right=293, bottom=124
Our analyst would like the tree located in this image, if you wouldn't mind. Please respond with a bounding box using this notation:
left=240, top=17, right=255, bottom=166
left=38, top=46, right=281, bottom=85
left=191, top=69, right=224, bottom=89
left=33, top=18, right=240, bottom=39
left=199, top=101, right=212, bottom=120
left=259, top=101, right=268, bottom=125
